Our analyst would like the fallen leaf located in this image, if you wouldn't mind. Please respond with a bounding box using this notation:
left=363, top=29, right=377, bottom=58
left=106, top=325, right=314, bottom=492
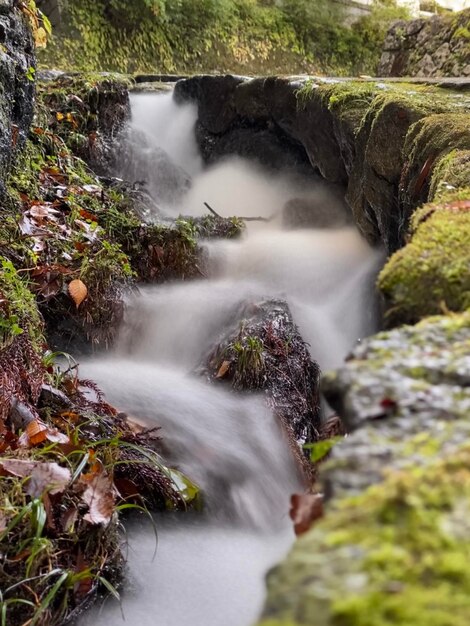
left=82, top=184, right=102, bottom=196
left=290, top=493, right=323, bottom=536
left=18, top=418, right=69, bottom=448
left=27, top=462, right=70, bottom=498
left=20, top=419, right=48, bottom=446
left=61, top=506, right=78, bottom=532
left=68, top=279, right=88, bottom=308
left=80, top=467, right=115, bottom=526
left=447, top=200, right=470, bottom=212
left=216, top=360, right=231, bottom=379
left=0, top=459, right=71, bottom=498
left=79, top=209, right=98, bottom=222
left=45, top=428, right=69, bottom=444
left=34, top=26, right=47, bottom=48
left=9, top=398, right=38, bottom=430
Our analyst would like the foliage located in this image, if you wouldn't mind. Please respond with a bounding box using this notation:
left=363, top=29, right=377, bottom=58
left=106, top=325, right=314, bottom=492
left=38, top=0, right=411, bottom=76
left=19, top=0, right=52, bottom=48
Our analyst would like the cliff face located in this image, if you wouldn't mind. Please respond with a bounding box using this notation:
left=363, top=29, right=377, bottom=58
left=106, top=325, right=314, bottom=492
left=379, top=8, right=470, bottom=77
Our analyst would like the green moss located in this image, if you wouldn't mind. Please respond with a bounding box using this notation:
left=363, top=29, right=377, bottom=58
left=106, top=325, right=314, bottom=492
left=262, top=445, right=470, bottom=626
left=0, top=257, right=44, bottom=350
left=452, top=26, right=470, bottom=40
left=378, top=203, right=470, bottom=326
left=430, top=149, right=470, bottom=200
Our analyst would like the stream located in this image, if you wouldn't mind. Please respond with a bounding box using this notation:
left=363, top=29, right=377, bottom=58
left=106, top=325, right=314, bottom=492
left=80, top=91, right=382, bottom=626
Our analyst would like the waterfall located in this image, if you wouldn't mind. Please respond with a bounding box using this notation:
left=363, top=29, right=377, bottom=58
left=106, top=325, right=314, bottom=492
left=80, top=89, right=382, bottom=626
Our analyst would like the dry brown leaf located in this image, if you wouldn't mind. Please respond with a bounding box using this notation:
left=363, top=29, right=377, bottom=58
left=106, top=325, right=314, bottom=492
left=290, top=493, right=324, bottom=536
left=0, top=459, right=71, bottom=498
left=68, top=279, right=88, bottom=308
left=216, top=360, right=231, bottom=379
left=18, top=419, right=48, bottom=447
left=34, top=26, right=47, bottom=48
left=81, top=468, right=115, bottom=526
left=17, top=418, right=69, bottom=448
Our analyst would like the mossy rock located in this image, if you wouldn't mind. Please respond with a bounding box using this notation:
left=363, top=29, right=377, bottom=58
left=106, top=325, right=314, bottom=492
left=200, top=298, right=321, bottom=444
left=321, top=311, right=470, bottom=499
left=378, top=203, right=470, bottom=326
left=261, top=444, right=470, bottom=626
left=264, top=305, right=470, bottom=626
left=401, top=113, right=470, bottom=218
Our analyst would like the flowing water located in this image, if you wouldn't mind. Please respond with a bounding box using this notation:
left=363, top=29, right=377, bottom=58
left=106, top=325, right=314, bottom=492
left=80, top=92, right=383, bottom=626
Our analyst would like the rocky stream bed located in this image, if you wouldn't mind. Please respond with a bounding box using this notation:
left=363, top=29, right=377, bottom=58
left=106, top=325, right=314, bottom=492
left=1, top=2, right=470, bottom=625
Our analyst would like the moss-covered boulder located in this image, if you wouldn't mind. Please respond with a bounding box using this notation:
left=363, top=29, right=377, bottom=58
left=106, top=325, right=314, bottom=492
left=260, top=312, right=470, bottom=625
left=176, top=75, right=470, bottom=252
left=378, top=202, right=470, bottom=326
left=261, top=445, right=470, bottom=626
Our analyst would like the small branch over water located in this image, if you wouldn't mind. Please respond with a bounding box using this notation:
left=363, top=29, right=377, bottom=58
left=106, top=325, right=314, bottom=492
left=203, top=202, right=274, bottom=222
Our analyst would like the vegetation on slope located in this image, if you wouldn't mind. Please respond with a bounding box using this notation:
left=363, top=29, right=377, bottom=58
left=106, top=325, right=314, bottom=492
left=38, top=0, right=410, bottom=76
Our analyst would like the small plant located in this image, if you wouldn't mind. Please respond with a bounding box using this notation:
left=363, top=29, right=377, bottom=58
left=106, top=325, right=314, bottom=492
left=231, top=333, right=266, bottom=389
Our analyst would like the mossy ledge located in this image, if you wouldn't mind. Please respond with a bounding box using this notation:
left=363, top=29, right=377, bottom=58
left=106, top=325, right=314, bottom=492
left=175, top=75, right=470, bottom=254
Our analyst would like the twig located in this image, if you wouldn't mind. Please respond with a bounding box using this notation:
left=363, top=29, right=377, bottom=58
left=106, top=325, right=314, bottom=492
left=203, top=202, right=274, bottom=223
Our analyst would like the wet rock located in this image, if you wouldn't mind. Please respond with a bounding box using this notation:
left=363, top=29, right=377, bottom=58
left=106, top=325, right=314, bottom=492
left=260, top=441, right=470, bottom=626
left=282, top=185, right=351, bottom=230
left=176, top=75, right=470, bottom=252
left=174, top=74, right=244, bottom=134
left=176, top=75, right=315, bottom=175
left=113, top=126, right=191, bottom=208
left=321, top=311, right=470, bottom=499
left=324, top=311, right=470, bottom=424
left=0, top=2, right=35, bottom=191
left=199, top=298, right=321, bottom=444
left=195, top=121, right=312, bottom=173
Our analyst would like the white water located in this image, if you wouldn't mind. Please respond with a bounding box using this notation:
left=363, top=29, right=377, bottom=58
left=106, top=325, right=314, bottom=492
left=80, top=92, right=383, bottom=626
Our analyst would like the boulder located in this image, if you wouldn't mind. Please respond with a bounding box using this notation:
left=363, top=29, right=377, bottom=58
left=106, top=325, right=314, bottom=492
left=282, top=188, right=351, bottom=230
left=199, top=298, right=322, bottom=444
left=260, top=312, right=470, bottom=626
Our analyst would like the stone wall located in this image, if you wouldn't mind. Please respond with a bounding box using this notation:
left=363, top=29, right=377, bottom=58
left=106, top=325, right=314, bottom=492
left=379, top=8, right=470, bottom=76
